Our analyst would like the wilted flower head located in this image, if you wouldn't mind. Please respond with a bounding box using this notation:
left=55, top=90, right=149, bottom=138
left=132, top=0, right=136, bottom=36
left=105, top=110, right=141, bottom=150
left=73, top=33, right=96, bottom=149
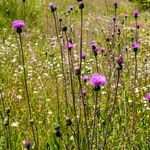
left=82, top=75, right=88, bottom=82
left=117, top=55, right=123, bottom=65
left=49, top=3, right=56, bottom=12
left=100, top=47, right=105, bottom=53
left=114, top=2, right=118, bottom=9
left=81, top=53, right=87, bottom=59
left=23, top=140, right=31, bottom=150
left=82, top=89, right=87, bottom=96
left=133, top=10, right=139, bottom=18
left=132, top=42, right=139, bottom=52
left=12, top=20, right=25, bottom=29
left=146, top=93, right=150, bottom=102
left=89, top=73, right=107, bottom=91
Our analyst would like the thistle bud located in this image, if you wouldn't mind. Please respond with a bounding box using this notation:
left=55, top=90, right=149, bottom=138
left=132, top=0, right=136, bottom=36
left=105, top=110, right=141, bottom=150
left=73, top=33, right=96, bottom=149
left=6, top=107, right=10, bottom=114
left=3, top=116, right=9, bottom=126
left=74, top=67, right=81, bottom=76
left=55, top=130, right=62, bottom=137
left=79, top=2, right=84, bottom=9
left=65, top=116, right=72, bottom=126
left=23, top=140, right=31, bottom=150
left=62, top=26, right=67, bottom=32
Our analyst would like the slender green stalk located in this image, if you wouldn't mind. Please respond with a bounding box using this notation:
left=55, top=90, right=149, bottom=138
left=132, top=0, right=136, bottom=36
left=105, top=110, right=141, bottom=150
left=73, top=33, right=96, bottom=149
left=51, top=55, right=60, bottom=123
left=78, top=76, right=90, bottom=150
left=79, top=9, right=83, bottom=70
left=102, top=70, right=120, bottom=149
left=53, top=12, right=68, bottom=115
left=65, top=32, right=80, bottom=149
left=95, top=55, right=99, bottom=72
left=132, top=52, right=137, bottom=133
left=90, top=91, right=98, bottom=150
left=18, top=33, right=38, bottom=150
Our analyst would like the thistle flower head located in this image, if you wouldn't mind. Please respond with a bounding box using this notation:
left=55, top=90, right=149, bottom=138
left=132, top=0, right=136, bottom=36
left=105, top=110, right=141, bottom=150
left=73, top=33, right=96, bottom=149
left=100, top=47, right=105, bottom=53
left=68, top=6, right=74, bottom=12
left=65, top=116, right=72, bottom=126
left=82, top=75, right=88, bottom=82
left=81, top=53, right=87, bottom=59
left=92, top=48, right=98, bottom=54
left=117, top=55, right=123, bottom=65
left=49, top=3, right=56, bottom=12
left=146, top=93, right=150, bottom=102
left=66, top=42, right=73, bottom=50
left=23, top=140, right=31, bottom=150
left=130, top=27, right=133, bottom=32
left=124, top=14, right=128, bottom=19
left=114, top=2, right=118, bottom=9
left=132, top=42, right=139, bottom=52
left=12, top=20, right=25, bottom=29
left=89, top=73, right=107, bottom=91
left=133, top=10, right=139, bottom=18
left=82, top=90, right=87, bottom=96
left=136, top=23, right=141, bottom=29
left=90, top=41, right=97, bottom=47
left=112, top=16, right=116, bottom=21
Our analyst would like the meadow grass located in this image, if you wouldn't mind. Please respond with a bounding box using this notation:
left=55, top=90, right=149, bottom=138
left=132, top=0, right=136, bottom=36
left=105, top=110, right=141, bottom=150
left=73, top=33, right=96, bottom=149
left=0, top=0, right=150, bottom=149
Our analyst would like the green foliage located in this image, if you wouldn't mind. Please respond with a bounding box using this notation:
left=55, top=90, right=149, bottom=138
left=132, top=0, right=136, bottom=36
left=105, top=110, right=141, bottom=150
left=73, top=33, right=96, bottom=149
left=129, top=0, right=150, bottom=10
left=0, top=0, right=42, bottom=29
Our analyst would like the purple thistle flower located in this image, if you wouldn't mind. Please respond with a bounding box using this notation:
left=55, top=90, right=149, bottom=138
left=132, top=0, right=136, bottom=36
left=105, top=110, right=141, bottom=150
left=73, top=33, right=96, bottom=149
left=23, top=140, right=31, bottom=149
left=133, top=10, right=139, bottom=18
left=117, top=55, right=123, bottom=65
left=12, top=20, right=25, bottom=29
left=92, top=48, right=98, bottom=54
left=130, top=27, right=133, bottom=32
left=114, top=2, right=118, bottom=9
left=82, top=75, right=88, bottom=82
left=82, top=89, right=87, bottom=96
left=136, top=23, right=141, bottom=29
left=89, top=73, right=107, bottom=91
left=81, top=53, right=87, bottom=59
left=124, top=14, right=128, bottom=19
left=138, top=38, right=142, bottom=43
left=90, top=41, right=97, bottom=47
left=66, top=42, right=73, bottom=50
left=112, top=16, right=116, bottom=21
left=49, top=3, right=56, bottom=12
left=146, top=93, right=150, bottom=102
left=100, top=47, right=105, bottom=53
left=132, top=42, right=139, bottom=52
left=68, top=6, right=74, bottom=12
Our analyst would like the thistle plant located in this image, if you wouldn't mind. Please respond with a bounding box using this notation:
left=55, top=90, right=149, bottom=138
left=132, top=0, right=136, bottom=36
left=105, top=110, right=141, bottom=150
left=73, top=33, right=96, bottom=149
left=12, top=20, right=38, bottom=149
left=89, top=73, right=107, bottom=150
